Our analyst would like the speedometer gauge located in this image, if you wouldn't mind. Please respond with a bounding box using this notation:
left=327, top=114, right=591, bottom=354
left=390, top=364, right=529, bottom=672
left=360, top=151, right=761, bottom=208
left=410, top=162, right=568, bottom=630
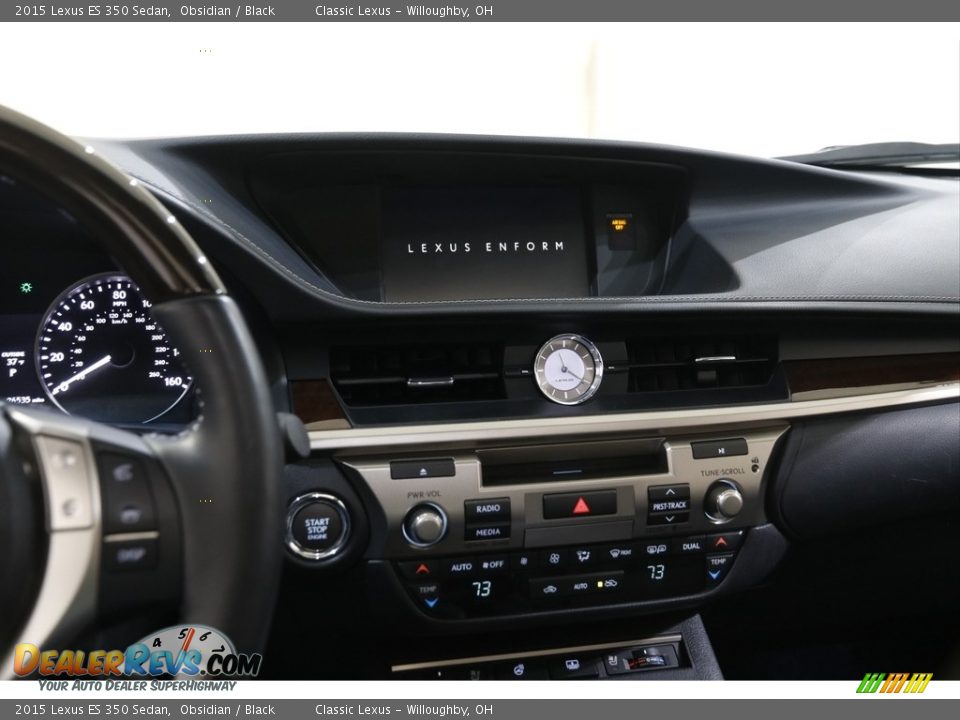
left=35, top=274, right=192, bottom=424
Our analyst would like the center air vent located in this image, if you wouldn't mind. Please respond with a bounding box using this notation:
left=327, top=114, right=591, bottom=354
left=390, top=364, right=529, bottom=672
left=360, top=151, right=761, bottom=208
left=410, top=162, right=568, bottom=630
left=624, top=337, right=778, bottom=393
left=330, top=343, right=506, bottom=406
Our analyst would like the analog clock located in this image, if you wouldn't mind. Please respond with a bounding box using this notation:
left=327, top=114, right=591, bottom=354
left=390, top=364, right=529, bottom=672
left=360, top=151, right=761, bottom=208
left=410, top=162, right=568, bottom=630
left=533, top=334, right=603, bottom=405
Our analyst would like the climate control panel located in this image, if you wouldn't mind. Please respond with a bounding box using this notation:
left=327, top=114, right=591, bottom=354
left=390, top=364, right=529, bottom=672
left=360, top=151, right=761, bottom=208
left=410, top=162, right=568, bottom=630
left=338, top=426, right=787, bottom=618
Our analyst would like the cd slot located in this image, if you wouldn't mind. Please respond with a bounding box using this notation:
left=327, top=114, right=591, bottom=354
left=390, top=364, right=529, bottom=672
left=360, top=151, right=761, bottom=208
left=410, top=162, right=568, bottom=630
left=479, top=438, right=667, bottom=486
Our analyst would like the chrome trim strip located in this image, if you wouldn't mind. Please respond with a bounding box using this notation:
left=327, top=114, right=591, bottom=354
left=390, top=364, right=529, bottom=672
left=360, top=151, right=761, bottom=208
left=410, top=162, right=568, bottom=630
left=310, top=384, right=959, bottom=452
left=693, top=355, right=737, bottom=363
left=391, top=634, right=683, bottom=672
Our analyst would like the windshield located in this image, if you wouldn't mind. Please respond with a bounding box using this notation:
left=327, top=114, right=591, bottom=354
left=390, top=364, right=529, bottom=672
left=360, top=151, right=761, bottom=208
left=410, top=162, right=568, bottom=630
left=1, top=22, right=958, bottom=157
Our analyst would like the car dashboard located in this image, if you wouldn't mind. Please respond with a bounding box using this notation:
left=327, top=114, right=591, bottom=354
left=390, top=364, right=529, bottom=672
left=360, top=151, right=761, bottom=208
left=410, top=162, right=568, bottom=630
left=2, top=135, right=958, bottom=680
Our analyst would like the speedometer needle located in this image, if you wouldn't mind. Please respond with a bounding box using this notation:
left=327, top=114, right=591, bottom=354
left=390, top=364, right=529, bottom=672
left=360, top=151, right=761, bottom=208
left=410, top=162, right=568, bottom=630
left=52, top=355, right=112, bottom=396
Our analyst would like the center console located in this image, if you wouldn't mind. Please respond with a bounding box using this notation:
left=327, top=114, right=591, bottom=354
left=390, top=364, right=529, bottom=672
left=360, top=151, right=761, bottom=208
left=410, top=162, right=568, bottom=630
left=291, top=427, right=786, bottom=622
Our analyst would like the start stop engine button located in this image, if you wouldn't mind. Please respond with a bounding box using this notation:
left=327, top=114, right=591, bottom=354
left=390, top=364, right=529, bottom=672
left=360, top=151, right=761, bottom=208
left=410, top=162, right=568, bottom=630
left=286, top=493, right=350, bottom=561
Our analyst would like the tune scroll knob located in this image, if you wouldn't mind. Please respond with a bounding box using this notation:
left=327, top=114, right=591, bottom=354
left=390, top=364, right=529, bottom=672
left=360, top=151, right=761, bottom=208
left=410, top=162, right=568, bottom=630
left=403, top=503, right=448, bottom=548
left=704, top=480, right=744, bottom=523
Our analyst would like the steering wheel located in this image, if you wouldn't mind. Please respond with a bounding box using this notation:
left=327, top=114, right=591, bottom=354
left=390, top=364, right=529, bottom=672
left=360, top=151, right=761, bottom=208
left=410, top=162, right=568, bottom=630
left=0, top=105, right=283, bottom=675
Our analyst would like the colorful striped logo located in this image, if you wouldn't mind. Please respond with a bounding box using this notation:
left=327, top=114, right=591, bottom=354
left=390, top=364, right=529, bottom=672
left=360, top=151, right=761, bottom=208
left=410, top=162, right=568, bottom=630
left=857, top=672, right=933, bottom=694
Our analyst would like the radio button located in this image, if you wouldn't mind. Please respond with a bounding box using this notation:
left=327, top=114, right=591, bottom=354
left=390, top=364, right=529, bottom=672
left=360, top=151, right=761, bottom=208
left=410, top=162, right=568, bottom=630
left=543, top=490, right=617, bottom=519
left=465, top=498, right=511, bottom=523
left=464, top=522, right=511, bottom=542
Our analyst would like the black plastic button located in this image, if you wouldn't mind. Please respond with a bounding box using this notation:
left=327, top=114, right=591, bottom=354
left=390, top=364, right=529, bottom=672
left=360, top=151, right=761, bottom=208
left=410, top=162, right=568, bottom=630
left=549, top=655, right=600, bottom=679
left=291, top=501, right=344, bottom=553
left=673, top=536, right=706, bottom=554
left=569, top=547, right=598, bottom=568
left=596, top=543, right=637, bottom=564
left=640, top=540, right=672, bottom=558
left=542, top=490, right=617, bottom=519
left=476, top=556, right=509, bottom=574
left=539, top=548, right=569, bottom=571
left=391, top=458, right=456, bottom=479
left=706, top=530, right=745, bottom=552
left=464, top=523, right=510, bottom=541
left=511, top=551, right=536, bottom=572
left=648, top=484, right=690, bottom=501
left=706, top=552, right=736, bottom=584
left=566, top=571, right=624, bottom=596
left=465, top=498, right=511, bottom=523
left=648, top=497, right=691, bottom=513
left=496, top=661, right=548, bottom=680
left=691, top=438, right=748, bottom=459
left=397, top=560, right=439, bottom=579
left=409, top=582, right=442, bottom=609
left=444, top=557, right=478, bottom=576
left=647, top=511, right=689, bottom=526
left=529, top=577, right=566, bottom=599
left=97, top=453, right=156, bottom=534
left=105, top=538, right=158, bottom=572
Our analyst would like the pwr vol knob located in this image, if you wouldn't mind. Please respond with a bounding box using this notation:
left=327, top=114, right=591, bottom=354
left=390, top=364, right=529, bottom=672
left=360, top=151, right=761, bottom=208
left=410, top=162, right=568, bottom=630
left=402, top=503, right=448, bottom=548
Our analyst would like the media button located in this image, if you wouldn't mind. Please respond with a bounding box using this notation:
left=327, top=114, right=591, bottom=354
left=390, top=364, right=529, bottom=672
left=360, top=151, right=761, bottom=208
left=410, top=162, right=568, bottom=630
left=464, top=523, right=511, bottom=542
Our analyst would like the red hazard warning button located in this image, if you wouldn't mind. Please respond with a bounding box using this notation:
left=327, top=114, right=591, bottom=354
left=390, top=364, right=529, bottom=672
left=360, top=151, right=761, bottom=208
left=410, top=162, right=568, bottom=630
left=543, top=490, right=618, bottom=520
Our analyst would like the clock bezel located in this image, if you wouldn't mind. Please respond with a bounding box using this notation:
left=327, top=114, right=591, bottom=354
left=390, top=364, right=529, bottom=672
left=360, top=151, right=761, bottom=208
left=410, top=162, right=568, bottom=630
left=533, top=333, right=604, bottom=406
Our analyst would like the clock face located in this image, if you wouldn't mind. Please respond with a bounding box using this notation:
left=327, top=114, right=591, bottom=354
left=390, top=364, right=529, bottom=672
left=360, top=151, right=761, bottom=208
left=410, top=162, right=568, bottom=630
left=534, top=334, right=603, bottom=405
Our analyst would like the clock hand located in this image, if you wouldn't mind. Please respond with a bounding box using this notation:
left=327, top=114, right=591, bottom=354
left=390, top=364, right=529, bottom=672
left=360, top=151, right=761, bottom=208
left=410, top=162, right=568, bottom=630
left=52, top=354, right=112, bottom=396
left=562, top=351, right=584, bottom=382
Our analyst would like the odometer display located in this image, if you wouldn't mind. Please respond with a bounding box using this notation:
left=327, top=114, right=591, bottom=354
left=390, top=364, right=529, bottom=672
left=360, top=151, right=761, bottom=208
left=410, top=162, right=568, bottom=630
left=36, top=274, right=191, bottom=424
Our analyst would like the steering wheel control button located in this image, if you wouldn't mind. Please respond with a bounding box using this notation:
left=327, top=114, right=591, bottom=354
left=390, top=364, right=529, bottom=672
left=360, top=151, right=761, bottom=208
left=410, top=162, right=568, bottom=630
left=705, top=552, right=736, bottom=584
left=707, top=530, right=745, bottom=552
left=704, top=480, right=745, bottom=523
left=542, top=490, right=617, bottom=519
left=34, top=435, right=94, bottom=531
left=105, top=537, right=158, bottom=572
left=286, top=493, right=351, bottom=561
left=97, top=453, right=157, bottom=534
left=403, top=503, right=448, bottom=548
left=464, top=497, right=511, bottom=523
left=391, top=458, right=455, bottom=480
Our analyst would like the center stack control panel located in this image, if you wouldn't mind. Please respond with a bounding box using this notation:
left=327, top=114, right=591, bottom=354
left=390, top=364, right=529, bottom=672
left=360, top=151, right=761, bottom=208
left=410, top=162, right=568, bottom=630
left=335, top=426, right=787, bottom=619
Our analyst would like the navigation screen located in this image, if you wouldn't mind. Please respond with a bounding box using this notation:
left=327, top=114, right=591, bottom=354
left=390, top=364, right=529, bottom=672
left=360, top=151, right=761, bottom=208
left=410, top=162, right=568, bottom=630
left=380, top=187, right=589, bottom=301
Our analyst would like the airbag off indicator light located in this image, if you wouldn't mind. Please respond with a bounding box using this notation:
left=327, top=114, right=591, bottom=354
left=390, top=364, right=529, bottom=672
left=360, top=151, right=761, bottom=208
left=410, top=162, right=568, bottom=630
left=606, top=213, right=637, bottom=251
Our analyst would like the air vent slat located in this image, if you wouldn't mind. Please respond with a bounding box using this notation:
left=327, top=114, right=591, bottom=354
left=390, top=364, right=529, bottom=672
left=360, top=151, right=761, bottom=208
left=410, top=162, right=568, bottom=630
left=625, top=336, right=778, bottom=394
left=331, top=342, right=505, bottom=406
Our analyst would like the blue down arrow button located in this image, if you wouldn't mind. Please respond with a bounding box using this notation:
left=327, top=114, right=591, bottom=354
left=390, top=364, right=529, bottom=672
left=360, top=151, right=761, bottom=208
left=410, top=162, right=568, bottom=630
left=705, top=553, right=736, bottom=585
